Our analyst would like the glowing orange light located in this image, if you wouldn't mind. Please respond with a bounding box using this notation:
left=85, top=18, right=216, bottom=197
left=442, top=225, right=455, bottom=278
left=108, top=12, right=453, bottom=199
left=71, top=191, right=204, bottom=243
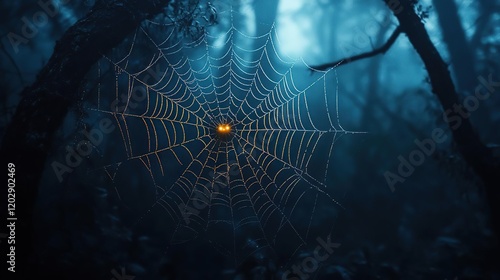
left=216, top=124, right=231, bottom=134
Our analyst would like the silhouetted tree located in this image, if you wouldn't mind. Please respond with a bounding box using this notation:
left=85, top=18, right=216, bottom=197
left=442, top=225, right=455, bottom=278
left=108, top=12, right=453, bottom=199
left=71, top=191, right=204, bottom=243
left=253, top=0, right=279, bottom=37
left=432, top=0, right=476, bottom=94
left=313, top=0, right=500, bottom=247
left=470, top=0, right=499, bottom=50
left=0, top=0, right=171, bottom=275
left=384, top=0, right=500, bottom=244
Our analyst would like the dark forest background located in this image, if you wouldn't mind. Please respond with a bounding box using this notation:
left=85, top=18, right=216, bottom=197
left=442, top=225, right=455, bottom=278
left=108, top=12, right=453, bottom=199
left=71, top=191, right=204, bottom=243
left=1, top=0, right=500, bottom=279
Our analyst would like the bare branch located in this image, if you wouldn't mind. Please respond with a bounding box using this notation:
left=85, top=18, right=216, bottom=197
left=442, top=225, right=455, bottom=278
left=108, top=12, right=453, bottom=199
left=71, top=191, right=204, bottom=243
left=311, top=26, right=402, bottom=71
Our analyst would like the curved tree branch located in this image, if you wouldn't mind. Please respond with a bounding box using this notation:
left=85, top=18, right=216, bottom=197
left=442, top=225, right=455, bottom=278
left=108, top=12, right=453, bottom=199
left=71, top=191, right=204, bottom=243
left=311, top=26, right=402, bottom=71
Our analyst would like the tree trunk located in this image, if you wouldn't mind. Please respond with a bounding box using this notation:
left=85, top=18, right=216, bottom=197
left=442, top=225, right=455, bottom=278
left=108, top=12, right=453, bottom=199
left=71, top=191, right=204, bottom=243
left=432, top=0, right=477, bottom=94
left=360, top=24, right=390, bottom=128
left=469, top=0, right=497, bottom=50
left=0, top=0, right=170, bottom=275
left=253, top=0, right=279, bottom=37
left=433, top=0, right=496, bottom=158
left=383, top=0, right=500, bottom=243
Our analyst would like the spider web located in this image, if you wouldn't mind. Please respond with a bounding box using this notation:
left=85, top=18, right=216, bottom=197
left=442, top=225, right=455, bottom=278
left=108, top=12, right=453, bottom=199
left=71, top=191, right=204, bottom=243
left=82, top=3, right=358, bottom=268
